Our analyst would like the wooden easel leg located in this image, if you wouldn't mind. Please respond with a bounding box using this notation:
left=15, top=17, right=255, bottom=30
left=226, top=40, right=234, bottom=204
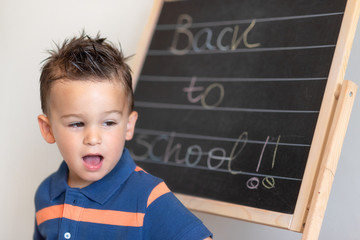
left=301, top=80, right=357, bottom=240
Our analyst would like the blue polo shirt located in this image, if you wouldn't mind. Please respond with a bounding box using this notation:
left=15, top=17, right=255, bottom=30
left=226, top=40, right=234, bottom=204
left=34, top=148, right=212, bottom=240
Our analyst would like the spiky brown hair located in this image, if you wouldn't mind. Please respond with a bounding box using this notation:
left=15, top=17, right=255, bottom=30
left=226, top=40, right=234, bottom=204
left=39, top=31, right=134, bottom=114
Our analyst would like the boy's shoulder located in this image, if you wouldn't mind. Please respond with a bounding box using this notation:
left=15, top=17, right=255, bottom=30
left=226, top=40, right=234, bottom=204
left=34, top=171, right=59, bottom=210
left=131, top=166, right=162, bottom=183
left=34, top=162, right=68, bottom=210
left=125, top=166, right=168, bottom=197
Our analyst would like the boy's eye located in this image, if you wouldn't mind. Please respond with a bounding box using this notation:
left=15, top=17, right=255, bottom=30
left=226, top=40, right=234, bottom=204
left=69, top=122, right=84, bottom=128
left=103, top=121, right=117, bottom=127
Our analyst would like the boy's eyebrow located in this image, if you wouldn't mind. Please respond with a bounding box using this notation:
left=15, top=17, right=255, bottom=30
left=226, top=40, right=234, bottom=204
left=60, top=113, right=84, bottom=119
left=60, top=110, right=123, bottom=119
left=104, top=110, right=123, bottom=115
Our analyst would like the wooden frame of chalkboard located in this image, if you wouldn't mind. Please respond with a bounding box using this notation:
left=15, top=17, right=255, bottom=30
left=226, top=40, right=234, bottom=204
left=128, top=0, right=359, bottom=236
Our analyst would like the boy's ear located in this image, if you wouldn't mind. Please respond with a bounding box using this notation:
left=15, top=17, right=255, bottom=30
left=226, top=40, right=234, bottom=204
left=125, top=111, right=138, bottom=141
left=38, top=114, right=56, bottom=144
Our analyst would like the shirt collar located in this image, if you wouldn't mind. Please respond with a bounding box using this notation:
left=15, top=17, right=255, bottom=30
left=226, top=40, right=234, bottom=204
left=50, top=148, right=136, bottom=205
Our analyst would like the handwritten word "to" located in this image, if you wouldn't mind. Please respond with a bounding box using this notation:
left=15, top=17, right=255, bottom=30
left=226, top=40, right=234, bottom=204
left=183, top=76, right=224, bottom=109
left=169, top=14, right=261, bottom=55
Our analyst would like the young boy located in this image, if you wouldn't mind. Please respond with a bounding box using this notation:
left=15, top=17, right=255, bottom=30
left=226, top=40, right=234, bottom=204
left=34, top=32, right=212, bottom=240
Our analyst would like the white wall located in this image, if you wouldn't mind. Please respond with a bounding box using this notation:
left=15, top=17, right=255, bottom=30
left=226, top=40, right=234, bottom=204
left=0, top=1, right=359, bottom=239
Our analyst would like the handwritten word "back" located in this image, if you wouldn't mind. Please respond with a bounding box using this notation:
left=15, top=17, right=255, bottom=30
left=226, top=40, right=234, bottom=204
left=170, top=14, right=261, bottom=55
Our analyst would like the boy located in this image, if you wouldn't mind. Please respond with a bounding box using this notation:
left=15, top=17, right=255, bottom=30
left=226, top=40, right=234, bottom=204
left=34, top=32, right=212, bottom=240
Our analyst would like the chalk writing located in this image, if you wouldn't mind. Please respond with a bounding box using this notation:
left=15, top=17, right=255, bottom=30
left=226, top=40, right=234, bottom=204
left=170, top=14, right=261, bottom=55
left=207, top=148, right=227, bottom=169
left=183, top=77, right=224, bottom=108
left=247, top=177, right=260, bottom=189
left=227, top=132, right=248, bottom=175
left=185, top=145, right=202, bottom=166
left=272, top=135, right=281, bottom=169
left=256, top=136, right=270, bottom=172
left=262, top=176, right=276, bottom=189
left=131, top=131, right=235, bottom=171
left=130, top=130, right=286, bottom=190
left=246, top=135, right=279, bottom=190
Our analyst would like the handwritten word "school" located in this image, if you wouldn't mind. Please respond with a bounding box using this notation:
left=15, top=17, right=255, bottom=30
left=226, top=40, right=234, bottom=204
left=170, top=14, right=261, bottom=55
left=130, top=131, right=281, bottom=190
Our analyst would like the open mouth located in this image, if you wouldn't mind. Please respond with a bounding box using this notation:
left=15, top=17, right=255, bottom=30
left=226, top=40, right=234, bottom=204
left=82, top=154, right=104, bottom=170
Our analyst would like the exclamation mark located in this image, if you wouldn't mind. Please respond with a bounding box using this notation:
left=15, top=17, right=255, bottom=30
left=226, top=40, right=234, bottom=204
left=256, top=136, right=270, bottom=172
left=246, top=136, right=270, bottom=189
left=272, top=135, right=281, bottom=169
left=262, top=135, right=281, bottom=189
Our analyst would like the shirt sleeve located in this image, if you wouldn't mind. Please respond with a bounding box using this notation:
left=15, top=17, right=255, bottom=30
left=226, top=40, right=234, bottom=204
left=142, top=189, right=212, bottom=240
left=33, top=219, right=45, bottom=240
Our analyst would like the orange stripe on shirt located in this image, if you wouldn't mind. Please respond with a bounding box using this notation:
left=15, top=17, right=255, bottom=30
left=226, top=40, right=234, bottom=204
left=135, top=166, right=147, bottom=173
left=36, top=204, right=144, bottom=227
left=147, top=182, right=171, bottom=207
left=36, top=204, right=64, bottom=225
left=81, top=207, right=144, bottom=227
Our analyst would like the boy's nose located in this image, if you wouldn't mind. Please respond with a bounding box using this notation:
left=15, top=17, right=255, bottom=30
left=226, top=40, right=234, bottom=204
left=83, top=127, right=102, bottom=145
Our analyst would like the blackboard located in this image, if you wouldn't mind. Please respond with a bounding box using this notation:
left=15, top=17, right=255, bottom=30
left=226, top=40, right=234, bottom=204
left=126, top=0, right=358, bottom=231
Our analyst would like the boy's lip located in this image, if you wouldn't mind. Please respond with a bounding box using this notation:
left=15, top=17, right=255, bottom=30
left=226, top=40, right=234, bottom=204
left=82, top=154, right=104, bottom=171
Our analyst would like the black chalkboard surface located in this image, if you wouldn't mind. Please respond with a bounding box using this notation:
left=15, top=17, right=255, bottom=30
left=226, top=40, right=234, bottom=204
left=126, top=0, right=352, bottom=226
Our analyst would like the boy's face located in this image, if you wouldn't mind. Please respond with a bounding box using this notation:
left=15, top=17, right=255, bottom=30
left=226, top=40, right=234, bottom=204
left=38, top=79, right=137, bottom=188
